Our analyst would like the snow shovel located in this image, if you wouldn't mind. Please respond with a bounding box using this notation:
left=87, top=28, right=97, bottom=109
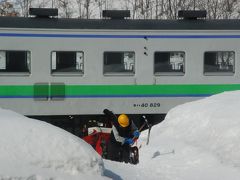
left=142, top=115, right=152, bottom=145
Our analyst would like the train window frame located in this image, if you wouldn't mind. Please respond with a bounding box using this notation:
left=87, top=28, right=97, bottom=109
left=51, top=51, right=84, bottom=76
left=154, top=51, right=185, bottom=76
left=103, top=51, right=135, bottom=76
left=0, top=50, right=31, bottom=76
left=204, top=51, right=235, bottom=76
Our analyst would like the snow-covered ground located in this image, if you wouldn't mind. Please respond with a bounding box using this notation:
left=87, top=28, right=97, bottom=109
left=1, top=90, right=240, bottom=179
left=0, top=109, right=105, bottom=180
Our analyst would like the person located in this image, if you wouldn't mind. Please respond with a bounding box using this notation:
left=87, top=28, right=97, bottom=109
left=103, top=109, right=140, bottom=163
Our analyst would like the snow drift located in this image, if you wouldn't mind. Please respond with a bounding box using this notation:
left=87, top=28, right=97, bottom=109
left=157, top=90, right=240, bottom=167
left=135, top=90, right=240, bottom=180
left=0, top=108, right=104, bottom=179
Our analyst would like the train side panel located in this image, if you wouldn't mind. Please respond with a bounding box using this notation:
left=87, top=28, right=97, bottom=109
left=0, top=28, right=240, bottom=116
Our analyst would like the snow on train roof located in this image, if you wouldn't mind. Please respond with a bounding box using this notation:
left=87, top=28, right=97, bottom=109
left=0, top=16, right=240, bottom=30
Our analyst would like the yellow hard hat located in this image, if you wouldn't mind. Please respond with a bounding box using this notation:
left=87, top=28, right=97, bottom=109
left=118, top=114, right=129, bottom=127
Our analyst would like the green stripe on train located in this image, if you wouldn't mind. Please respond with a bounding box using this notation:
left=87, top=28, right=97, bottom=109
left=0, top=84, right=240, bottom=96
left=66, top=84, right=240, bottom=95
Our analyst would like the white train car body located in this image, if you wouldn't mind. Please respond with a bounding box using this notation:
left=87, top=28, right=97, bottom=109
left=0, top=9, right=240, bottom=129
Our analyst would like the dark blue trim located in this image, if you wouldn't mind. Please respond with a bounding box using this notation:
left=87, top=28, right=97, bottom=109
left=0, top=94, right=211, bottom=98
left=1, top=33, right=240, bottom=39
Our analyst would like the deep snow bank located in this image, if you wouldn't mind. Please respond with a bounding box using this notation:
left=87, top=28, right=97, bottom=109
left=151, top=90, right=240, bottom=168
left=133, top=91, right=240, bottom=180
left=0, top=108, right=104, bottom=179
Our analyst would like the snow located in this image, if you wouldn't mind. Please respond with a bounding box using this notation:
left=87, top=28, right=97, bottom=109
left=1, top=90, right=240, bottom=179
left=0, top=108, right=104, bottom=180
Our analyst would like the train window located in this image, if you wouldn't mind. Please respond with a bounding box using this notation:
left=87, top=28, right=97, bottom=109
left=51, top=51, right=84, bottom=75
left=204, top=51, right=235, bottom=75
left=103, top=52, right=135, bottom=75
left=154, top=51, right=185, bottom=75
left=0, top=50, right=30, bottom=74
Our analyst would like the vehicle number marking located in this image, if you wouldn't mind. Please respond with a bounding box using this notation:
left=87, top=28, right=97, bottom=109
left=133, top=103, right=160, bottom=107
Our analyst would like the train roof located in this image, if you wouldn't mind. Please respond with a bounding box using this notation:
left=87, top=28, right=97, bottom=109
left=0, top=16, right=240, bottom=30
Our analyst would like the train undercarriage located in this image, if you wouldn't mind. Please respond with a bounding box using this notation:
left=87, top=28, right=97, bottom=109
left=28, top=113, right=165, bottom=138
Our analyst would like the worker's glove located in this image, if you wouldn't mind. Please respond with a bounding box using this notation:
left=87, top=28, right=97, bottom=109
left=124, top=138, right=134, bottom=145
left=133, top=130, right=140, bottom=138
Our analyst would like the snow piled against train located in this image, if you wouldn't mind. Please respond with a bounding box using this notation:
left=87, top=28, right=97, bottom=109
left=1, top=90, right=240, bottom=179
left=0, top=109, right=104, bottom=180
left=158, top=90, right=240, bottom=167
left=135, top=90, right=240, bottom=180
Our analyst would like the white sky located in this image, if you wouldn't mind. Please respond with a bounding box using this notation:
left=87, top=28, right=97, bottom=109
left=0, top=90, right=240, bottom=179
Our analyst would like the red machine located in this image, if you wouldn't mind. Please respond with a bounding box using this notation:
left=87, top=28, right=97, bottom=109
left=83, top=126, right=140, bottom=164
left=83, top=127, right=111, bottom=157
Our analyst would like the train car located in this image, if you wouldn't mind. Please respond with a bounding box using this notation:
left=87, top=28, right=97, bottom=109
left=0, top=8, right=240, bottom=135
